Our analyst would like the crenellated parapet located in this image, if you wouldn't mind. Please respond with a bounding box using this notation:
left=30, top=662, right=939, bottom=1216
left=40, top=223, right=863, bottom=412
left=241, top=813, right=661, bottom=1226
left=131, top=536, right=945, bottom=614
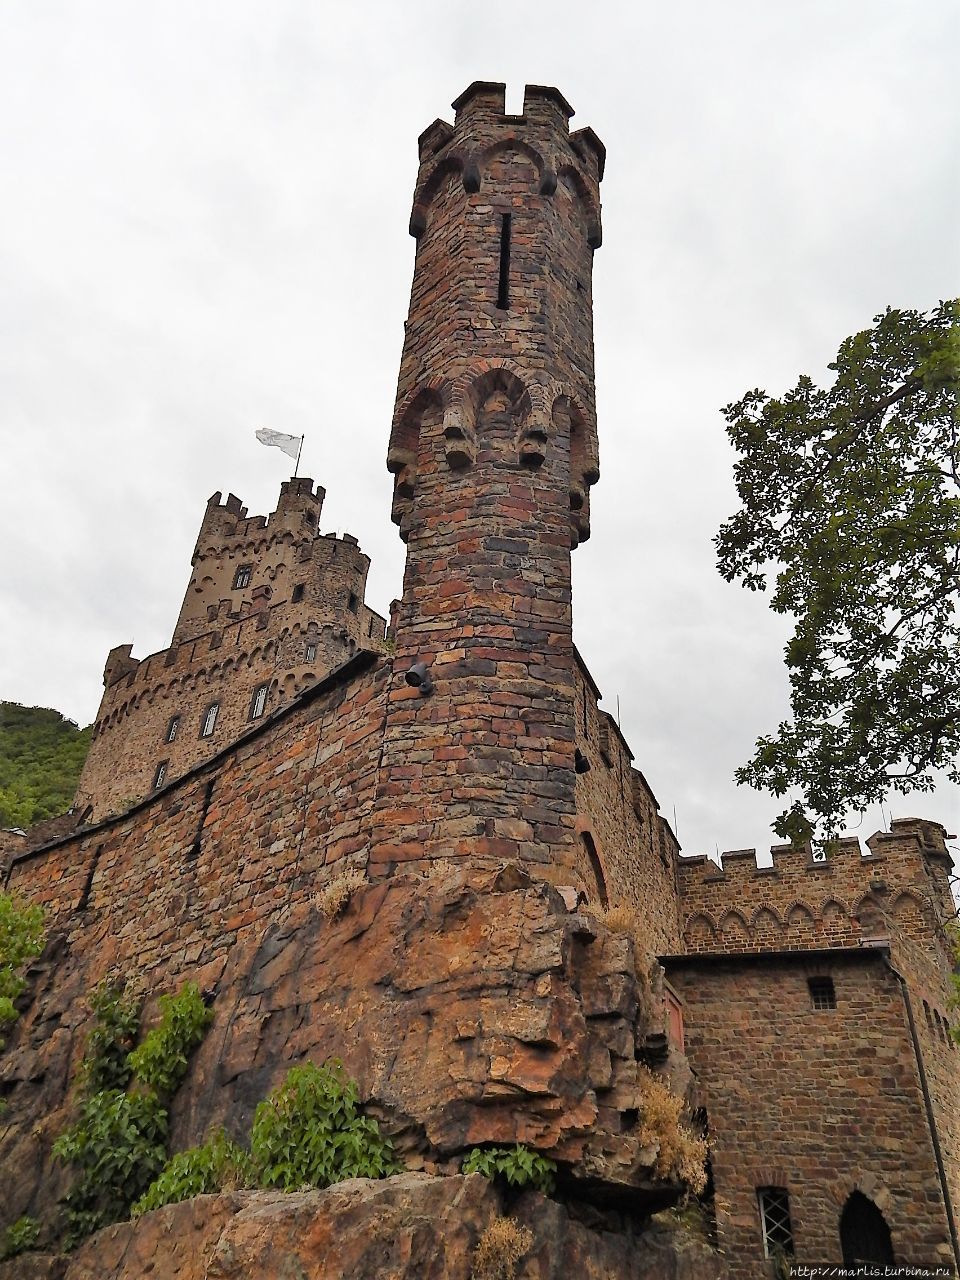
left=677, top=819, right=957, bottom=962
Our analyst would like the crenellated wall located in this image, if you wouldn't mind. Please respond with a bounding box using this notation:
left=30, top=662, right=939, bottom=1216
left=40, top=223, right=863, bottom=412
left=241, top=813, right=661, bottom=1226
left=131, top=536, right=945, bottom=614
left=677, top=820, right=956, bottom=971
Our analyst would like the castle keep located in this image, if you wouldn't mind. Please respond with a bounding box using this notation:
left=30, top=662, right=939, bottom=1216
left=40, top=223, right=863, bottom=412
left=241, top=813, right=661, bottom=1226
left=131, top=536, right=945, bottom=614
left=2, top=82, right=958, bottom=1278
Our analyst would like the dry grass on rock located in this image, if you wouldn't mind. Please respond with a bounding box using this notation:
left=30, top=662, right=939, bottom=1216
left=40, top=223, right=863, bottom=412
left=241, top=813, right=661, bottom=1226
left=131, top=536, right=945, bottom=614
left=314, top=868, right=366, bottom=920
left=471, top=1216, right=535, bottom=1280
left=636, top=1066, right=708, bottom=1195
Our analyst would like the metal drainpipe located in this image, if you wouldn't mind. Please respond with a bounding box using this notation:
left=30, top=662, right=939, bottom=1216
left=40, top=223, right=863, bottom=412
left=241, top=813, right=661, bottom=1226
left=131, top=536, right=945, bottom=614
left=885, top=956, right=960, bottom=1271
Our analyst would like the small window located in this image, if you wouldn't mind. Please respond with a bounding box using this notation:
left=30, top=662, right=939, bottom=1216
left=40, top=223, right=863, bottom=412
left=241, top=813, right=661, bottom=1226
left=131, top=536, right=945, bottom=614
left=496, top=212, right=512, bottom=310
left=233, top=565, right=252, bottom=590
left=305, top=643, right=317, bottom=663
left=292, top=584, right=305, bottom=603
left=165, top=715, right=180, bottom=743
left=348, top=591, right=358, bottom=613
left=758, top=1187, right=795, bottom=1258
left=808, top=977, right=836, bottom=1010
left=153, top=761, right=168, bottom=789
left=249, top=684, right=268, bottom=721
left=200, top=702, right=219, bottom=738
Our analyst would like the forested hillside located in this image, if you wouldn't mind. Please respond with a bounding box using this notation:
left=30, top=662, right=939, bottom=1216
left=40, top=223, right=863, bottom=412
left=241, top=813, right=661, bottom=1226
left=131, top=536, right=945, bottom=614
left=0, top=703, right=91, bottom=829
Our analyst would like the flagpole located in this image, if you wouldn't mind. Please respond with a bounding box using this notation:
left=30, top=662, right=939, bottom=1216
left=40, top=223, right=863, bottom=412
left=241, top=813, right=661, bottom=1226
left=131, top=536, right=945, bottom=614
left=294, top=435, right=304, bottom=479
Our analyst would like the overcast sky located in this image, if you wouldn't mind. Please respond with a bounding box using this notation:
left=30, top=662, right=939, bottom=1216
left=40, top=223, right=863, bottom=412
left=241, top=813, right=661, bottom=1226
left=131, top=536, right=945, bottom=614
left=2, top=1, right=958, bottom=861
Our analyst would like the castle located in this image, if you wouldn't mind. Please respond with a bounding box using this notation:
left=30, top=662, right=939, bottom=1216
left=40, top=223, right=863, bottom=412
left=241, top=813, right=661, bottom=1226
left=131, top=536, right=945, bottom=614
left=2, top=82, right=958, bottom=1278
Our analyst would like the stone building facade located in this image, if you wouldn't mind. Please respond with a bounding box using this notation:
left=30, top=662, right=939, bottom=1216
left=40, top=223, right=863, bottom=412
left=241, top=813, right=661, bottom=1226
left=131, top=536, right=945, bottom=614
left=2, top=81, right=957, bottom=1278
left=668, top=820, right=959, bottom=1272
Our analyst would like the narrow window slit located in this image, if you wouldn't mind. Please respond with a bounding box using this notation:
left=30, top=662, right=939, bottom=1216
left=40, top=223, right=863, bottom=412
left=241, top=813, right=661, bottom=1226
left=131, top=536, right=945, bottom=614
left=497, top=213, right=511, bottom=310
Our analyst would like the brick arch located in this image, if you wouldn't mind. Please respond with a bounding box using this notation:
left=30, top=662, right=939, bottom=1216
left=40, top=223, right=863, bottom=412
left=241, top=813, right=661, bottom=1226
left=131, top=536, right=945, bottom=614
left=556, top=164, right=602, bottom=248
left=444, top=366, right=534, bottom=470
left=747, top=1165, right=794, bottom=1191
left=825, top=1172, right=895, bottom=1217
left=683, top=912, right=718, bottom=947
left=752, top=905, right=782, bottom=938
left=853, top=893, right=885, bottom=931
left=718, top=909, right=749, bottom=944
left=819, top=896, right=850, bottom=929
left=387, top=385, right=445, bottom=539
left=452, top=362, right=533, bottom=426
left=785, top=899, right=815, bottom=924
left=480, top=137, right=544, bottom=182
left=410, top=151, right=472, bottom=239
left=892, top=890, right=925, bottom=923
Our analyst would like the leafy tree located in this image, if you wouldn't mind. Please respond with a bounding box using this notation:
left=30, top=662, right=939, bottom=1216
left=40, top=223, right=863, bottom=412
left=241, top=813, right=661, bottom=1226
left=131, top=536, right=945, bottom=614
left=716, top=301, right=959, bottom=844
left=0, top=703, right=91, bottom=829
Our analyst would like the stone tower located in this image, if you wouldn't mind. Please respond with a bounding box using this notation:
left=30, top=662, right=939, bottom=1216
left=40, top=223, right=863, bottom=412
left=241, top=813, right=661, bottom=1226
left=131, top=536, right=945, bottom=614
left=372, top=82, right=605, bottom=877
left=74, top=478, right=386, bottom=820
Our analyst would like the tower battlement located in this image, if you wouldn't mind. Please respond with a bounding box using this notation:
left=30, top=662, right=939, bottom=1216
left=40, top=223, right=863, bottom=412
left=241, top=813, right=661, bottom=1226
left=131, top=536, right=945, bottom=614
left=677, top=819, right=956, bottom=957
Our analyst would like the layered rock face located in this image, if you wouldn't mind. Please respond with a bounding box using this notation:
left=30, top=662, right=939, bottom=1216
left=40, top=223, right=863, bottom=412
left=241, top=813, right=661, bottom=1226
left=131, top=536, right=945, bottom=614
left=0, top=869, right=694, bottom=1234
left=1, top=1175, right=723, bottom=1280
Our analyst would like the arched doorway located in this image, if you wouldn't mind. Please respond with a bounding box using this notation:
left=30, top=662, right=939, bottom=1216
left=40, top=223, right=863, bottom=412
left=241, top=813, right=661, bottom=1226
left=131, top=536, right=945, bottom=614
left=840, top=1191, right=894, bottom=1264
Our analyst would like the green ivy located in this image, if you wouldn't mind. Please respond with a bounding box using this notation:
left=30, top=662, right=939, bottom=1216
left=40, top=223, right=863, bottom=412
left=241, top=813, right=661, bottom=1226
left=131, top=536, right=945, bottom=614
left=462, top=1144, right=557, bottom=1194
left=250, top=1060, right=401, bottom=1190
left=128, top=982, right=212, bottom=1095
left=78, top=981, right=141, bottom=1093
left=53, top=1088, right=168, bottom=1242
left=132, top=1128, right=253, bottom=1217
left=53, top=980, right=213, bottom=1246
left=0, top=1215, right=41, bottom=1260
left=0, top=891, right=44, bottom=1048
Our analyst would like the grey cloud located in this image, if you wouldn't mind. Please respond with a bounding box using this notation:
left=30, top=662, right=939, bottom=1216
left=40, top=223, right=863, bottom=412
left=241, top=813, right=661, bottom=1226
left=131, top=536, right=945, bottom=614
left=2, top=0, right=957, bottom=859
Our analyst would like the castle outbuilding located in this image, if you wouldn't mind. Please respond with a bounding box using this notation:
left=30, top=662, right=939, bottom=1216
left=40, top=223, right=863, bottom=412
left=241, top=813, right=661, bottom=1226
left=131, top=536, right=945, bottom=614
left=2, top=82, right=957, bottom=1278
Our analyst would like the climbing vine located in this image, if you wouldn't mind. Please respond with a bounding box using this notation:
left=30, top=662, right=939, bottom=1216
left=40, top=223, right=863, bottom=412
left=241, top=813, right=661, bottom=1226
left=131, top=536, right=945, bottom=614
left=53, top=979, right=212, bottom=1245
left=134, top=1058, right=401, bottom=1214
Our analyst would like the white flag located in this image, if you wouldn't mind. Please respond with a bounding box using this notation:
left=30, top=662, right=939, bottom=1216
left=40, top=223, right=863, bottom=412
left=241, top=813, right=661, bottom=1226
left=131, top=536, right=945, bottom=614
left=255, top=429, right=301, bottom=461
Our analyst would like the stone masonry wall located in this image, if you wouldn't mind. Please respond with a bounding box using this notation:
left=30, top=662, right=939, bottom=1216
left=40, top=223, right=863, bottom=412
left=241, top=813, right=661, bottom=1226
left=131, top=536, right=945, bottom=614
left=667, top=951, right=955, bottom=1274
left=1, top=653, right=696, bottom=1240
left=573, top=652, right=682, bottom=957
left=675, top=820, right=960, bottom=1267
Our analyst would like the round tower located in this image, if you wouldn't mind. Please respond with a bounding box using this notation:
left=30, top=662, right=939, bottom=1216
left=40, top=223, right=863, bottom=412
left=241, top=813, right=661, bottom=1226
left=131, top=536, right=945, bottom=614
left=372, top=83, right=605, bottom=875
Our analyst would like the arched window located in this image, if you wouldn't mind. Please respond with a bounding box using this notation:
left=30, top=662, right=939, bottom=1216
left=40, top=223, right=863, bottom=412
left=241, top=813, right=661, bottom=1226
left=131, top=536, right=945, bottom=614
left=249, top=684, right=268, bottom=721
left=840, top=1192, right=894, bottom=1265
left=200, top=703, right=219, bottom=738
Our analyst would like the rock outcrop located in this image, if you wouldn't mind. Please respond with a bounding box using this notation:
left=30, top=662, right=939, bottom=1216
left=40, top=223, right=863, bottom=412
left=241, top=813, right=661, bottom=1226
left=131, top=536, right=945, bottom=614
left=1, top=867, right=692, bottom=1239
left=0, top=1173, right=724, bottom=1280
